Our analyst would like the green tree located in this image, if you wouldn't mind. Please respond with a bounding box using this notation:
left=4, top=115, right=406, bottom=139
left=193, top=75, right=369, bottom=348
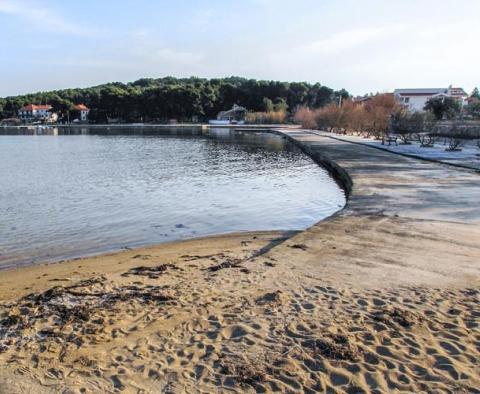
left=0, top=98, right=6, bottom=119
left=470, top=87, right=480, bottom=99
left=262, top=97, right=274, bottom=112
left=424, top=96, right=461, bottom=120
left=49, top=96, right=74, bottom=122
left=0, top=76, right=350, bottom=123
left=466, top=98, right=480, bottom=119
left=307, top=84, right=334, bottom=108
left=273, top=97, right=288, bottom=112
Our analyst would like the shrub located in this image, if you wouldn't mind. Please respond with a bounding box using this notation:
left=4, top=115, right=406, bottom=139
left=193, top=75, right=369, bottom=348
left=424, top=96, right=461, bottom=120
left=466, top=98, right=480, bottom=119
left=392, top=110, right=440, bottom=147
left=245, top=110, right=287, bottom=124
left=293, top=107, right=317, bottom=129
left=294, top=93, right=398, bottom=137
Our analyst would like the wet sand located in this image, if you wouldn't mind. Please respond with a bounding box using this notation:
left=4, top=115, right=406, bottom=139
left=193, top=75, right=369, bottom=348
left=0, top=129, right=479, bottom=393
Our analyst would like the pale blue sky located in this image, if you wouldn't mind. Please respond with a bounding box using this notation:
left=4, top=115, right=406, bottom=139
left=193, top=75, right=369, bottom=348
left=1, top=0, right=479, bottom=96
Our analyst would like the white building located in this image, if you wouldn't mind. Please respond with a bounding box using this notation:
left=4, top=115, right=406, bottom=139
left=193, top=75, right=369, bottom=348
left=394, top=86, right=468, bottom=112
left=73, top=104, right=90, bottom=122
left=18, top=104, right=53, bottom=122
left=209, top=104, right=247, bottom=125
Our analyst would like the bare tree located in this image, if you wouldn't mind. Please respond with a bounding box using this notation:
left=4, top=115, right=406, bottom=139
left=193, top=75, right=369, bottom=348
left=444, top=122, right=463, bottom=151
left=417, top=133, right=437, bottom=147
left=294, top=93, right=399, bottom=139
left=391, top=109, right=413, bottom=144
left=417, top=112, right=438, bottom=147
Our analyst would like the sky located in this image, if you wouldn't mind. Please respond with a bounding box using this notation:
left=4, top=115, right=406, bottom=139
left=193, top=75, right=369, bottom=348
left=1, top=0, right=479, bottom=97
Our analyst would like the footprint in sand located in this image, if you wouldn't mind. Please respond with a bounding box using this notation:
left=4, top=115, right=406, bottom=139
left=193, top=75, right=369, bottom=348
left=110, top=375, right=124, bottom=390
left=221, top=324, right=252, bottom=339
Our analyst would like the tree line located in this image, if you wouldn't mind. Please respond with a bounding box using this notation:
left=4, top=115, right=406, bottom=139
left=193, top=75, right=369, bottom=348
left=0, top=77, right=350, bottom=123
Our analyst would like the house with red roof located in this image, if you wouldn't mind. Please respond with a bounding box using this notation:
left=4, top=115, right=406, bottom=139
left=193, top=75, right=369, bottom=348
left=18, top=104, right=53, bottom=122
left=394, top=86, right=468, bottom=112
left=73, top=104, right=90, bottom=122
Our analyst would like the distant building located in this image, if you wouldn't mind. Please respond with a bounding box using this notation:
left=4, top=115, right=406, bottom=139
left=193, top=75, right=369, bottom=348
left=394, top=86, right=468, bottom=112
left=467, top=96, right=479, bottom=105
left=73, top=104, right=90, bottom=122
left=352, top=95, right=372, bottom=106
left=217, top=104, right=247, bottom=123
left=18, top=104, right=53, bottom=122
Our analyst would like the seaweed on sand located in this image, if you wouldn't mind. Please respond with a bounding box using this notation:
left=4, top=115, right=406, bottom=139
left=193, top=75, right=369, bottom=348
left=0, top=279, right=174, bottom=352
left=204, top=259, right=243, bottom=272
left=219, top=356, right=267, bottom=387
left=302, top=333, right=359, bottom=361
left=121, top=263, right=180, bottom=279
left=373, top=307, right=422, bottom=328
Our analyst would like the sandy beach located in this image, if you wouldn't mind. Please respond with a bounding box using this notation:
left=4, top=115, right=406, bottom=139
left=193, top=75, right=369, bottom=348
left=1, top=129, right=479, bottom=393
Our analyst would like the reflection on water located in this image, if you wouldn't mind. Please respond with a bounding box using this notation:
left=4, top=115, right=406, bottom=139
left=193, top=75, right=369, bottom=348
left=0, top=126, right=345, bottom=269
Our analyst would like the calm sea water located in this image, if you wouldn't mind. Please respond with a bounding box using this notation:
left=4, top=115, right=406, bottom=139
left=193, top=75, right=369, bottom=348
left=0, top=126, right=345, bottom=269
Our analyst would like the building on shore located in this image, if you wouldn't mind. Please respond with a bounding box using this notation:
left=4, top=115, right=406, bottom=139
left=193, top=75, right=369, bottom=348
left=394, top=86, right=468, bottom=112
left=18, top=104, right=55, bottom=123
left=352, top=95, right=373, bottom=106
left=353, top=93, right=394, bottom=106
left=210, top=104, right=247, bottom=125
left=73, top=104, right=90, bottom=122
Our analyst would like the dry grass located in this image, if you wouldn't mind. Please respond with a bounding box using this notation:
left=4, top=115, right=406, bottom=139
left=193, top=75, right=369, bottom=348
left=246, top=110, right=287, bottom=124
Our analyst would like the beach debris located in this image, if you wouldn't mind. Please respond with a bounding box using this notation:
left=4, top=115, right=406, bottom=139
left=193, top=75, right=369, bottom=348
left=0, top=313, right=26, bottom=328
left=372, top=307, right=422, bottom=328
left=181, top=252, right=227, bottom=262
left=255, top=291, right=284, bottom=306
left=132, top=254, right=152, bottom=260
left=121, top=263, right=180, bottom=279
left=264, top=261, right=276, bottom=267
left=290, top=244, right=308, bottom=251
left=0, top=278, right=174, bottom=357
left=204, top=258, right=243, bottom=272
left=219, top=356, right=267, bottom=387
left=302, top=333, right=358, bottom=361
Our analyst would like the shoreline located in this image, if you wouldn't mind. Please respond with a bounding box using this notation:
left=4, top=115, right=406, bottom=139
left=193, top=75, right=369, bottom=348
left=1, top=128, right=479, bottom=392
left=0, top=125, right=338, bottom=272
left=0, top=230, right=300, bottom=274
left=0, top=123, right=300, bottom=130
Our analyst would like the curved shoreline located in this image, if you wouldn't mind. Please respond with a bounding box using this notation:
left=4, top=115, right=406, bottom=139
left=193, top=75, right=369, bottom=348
left=2, top=126, right=479, bottom=283
left=1, top=127, right=480, bottom=393
left=0, top=127, right=343, bottom=271
left=268, top=128, right=353, bottom=198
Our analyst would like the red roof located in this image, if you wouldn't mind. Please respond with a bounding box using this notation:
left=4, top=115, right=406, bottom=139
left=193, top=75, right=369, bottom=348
left=398, top=92, right=439, bottom=97
left=20, top=104, right=52, bottom=111
left=74, top=104, right=89, bottom=111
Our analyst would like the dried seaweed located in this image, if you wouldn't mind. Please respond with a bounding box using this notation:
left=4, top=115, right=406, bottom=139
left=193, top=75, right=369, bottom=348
left=220, top=357, right=267, bottom=387
left=373, top=307, right=422, bottom=328
left=121, top=264, right=180, bottom=279
left=303, top=333, right=358, bottom=361
left=204, top=259, right=243, bottom=272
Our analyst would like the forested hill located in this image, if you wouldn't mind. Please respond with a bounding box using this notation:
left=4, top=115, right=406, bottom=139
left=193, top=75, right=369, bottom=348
left=0, top=77, right=350, bottom=123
